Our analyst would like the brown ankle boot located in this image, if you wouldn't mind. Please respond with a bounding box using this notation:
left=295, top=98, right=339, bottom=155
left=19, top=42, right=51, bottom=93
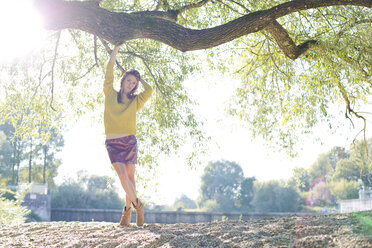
left=133, top=199, right=144, bottom=226
left=119, top=206, right=132, bottom=226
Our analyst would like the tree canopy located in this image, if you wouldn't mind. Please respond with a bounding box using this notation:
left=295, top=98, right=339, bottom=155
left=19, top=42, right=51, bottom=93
left=0, top=0, right=371, bottom=169
left=198, top=160, right=244, bottom=211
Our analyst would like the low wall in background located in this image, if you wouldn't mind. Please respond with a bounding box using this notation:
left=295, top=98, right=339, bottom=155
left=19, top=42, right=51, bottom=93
left=23, top=193, right=51, bottom=221
left=9, top=183, right=51, bottom=221
left=340, top=198, right=372, bottom=213
left=51, top=208, right=320, bottom=224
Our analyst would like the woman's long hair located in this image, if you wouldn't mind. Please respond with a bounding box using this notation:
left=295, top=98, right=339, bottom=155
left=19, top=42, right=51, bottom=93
left=117, top=70, right=140, bottom=103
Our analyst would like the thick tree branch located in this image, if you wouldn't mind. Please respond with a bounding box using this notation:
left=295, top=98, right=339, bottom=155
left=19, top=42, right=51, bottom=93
left=35, top=0, right=372, bottom=55
left=221, top=0, right=318, bottom=59
left=132, top=10, right=179, bottom=22
left=264, top=21, right=318, bottom=60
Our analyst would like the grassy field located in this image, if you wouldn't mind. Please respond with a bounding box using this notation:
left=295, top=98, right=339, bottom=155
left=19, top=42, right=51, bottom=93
left=350, top=211, right=372, bottom=238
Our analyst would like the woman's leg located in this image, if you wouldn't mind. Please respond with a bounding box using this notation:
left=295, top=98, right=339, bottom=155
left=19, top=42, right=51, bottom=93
left=112, top=162, right=137, bottom=204
left=125, top=164, right=136, bottom=208
left=113, top=162, right=144, bottom=226
left=124, top=163, right=144, bottom=226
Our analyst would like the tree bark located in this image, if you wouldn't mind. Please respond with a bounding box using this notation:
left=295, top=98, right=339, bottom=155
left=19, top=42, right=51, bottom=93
left=29, top=139, right=32, bottom=184
left=264, top=21, right=317, bottom=60
left=34, top=0, right=372, bottom=54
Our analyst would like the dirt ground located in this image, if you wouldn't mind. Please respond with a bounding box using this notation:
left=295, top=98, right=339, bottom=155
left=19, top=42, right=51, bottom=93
left=1, top=212, right=371, bottom=247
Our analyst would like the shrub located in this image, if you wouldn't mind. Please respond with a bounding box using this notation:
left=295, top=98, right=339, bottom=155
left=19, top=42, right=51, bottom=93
left=328, top=179, right=359, bottom=200
left=0, top=189, right=30, bottom=224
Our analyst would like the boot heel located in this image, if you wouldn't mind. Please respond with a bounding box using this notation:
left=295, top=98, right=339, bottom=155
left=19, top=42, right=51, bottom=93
left=119, top=206, right=132, bottom=226
left=134, top=199, right=144, bottom=226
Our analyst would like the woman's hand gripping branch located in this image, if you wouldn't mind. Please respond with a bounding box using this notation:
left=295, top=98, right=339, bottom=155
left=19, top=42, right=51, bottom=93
left=109, top=44, right=122, bottom=63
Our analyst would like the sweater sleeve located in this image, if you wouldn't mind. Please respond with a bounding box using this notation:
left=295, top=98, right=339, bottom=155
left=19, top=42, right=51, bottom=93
left=136, top=82, right=153, bottom=111
left=104, top=61, right=115, bottom=96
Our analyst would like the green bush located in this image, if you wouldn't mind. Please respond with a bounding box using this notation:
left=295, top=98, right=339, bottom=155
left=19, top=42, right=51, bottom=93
left=328, top=179, right=359, bottom=201
left=0, top=189, right=30, bottom=224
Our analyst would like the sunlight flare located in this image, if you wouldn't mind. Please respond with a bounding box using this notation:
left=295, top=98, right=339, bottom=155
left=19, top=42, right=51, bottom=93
left=0, top=0, right=46, bottom=63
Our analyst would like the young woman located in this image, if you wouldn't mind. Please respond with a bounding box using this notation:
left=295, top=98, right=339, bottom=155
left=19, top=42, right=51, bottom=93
left=104, top=44, right=153, bottom=226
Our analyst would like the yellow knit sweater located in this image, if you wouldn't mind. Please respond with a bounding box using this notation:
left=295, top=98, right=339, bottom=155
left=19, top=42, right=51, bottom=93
left=104, top=62, right=153, bottom=135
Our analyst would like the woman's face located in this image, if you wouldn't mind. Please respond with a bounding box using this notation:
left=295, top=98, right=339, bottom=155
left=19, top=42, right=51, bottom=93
left=122, top=74, right=138, bottom=94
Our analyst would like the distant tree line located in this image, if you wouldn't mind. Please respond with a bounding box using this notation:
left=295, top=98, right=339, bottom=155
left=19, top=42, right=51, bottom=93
left=290, top=139, right=372, bottom=210
left=174, top=138, right=371, bottom=213
left=0, top=121, right=64, bottom=188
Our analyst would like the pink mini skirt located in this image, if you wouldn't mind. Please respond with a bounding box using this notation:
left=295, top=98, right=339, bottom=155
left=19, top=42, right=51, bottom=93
left=105, top=135, right=137, bottom=164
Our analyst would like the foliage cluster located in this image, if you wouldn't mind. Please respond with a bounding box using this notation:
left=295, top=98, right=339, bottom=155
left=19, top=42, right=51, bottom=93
left=289, top=138, right=372, bottom=208
left=226, top=6, right=371, bottom=155
left=0, top=188, right=30, bottom=225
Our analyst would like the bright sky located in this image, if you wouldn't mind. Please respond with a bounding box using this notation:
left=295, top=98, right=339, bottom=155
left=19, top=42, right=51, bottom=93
left=0, top=1, right=46, bottom=63
left=1, top=1, right=370, bottom=206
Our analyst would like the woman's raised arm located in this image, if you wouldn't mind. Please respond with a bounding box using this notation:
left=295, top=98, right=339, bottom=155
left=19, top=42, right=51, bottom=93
left=109, top=45, right=121, bottom=63
left=104, top=44, right=123, bottom=95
